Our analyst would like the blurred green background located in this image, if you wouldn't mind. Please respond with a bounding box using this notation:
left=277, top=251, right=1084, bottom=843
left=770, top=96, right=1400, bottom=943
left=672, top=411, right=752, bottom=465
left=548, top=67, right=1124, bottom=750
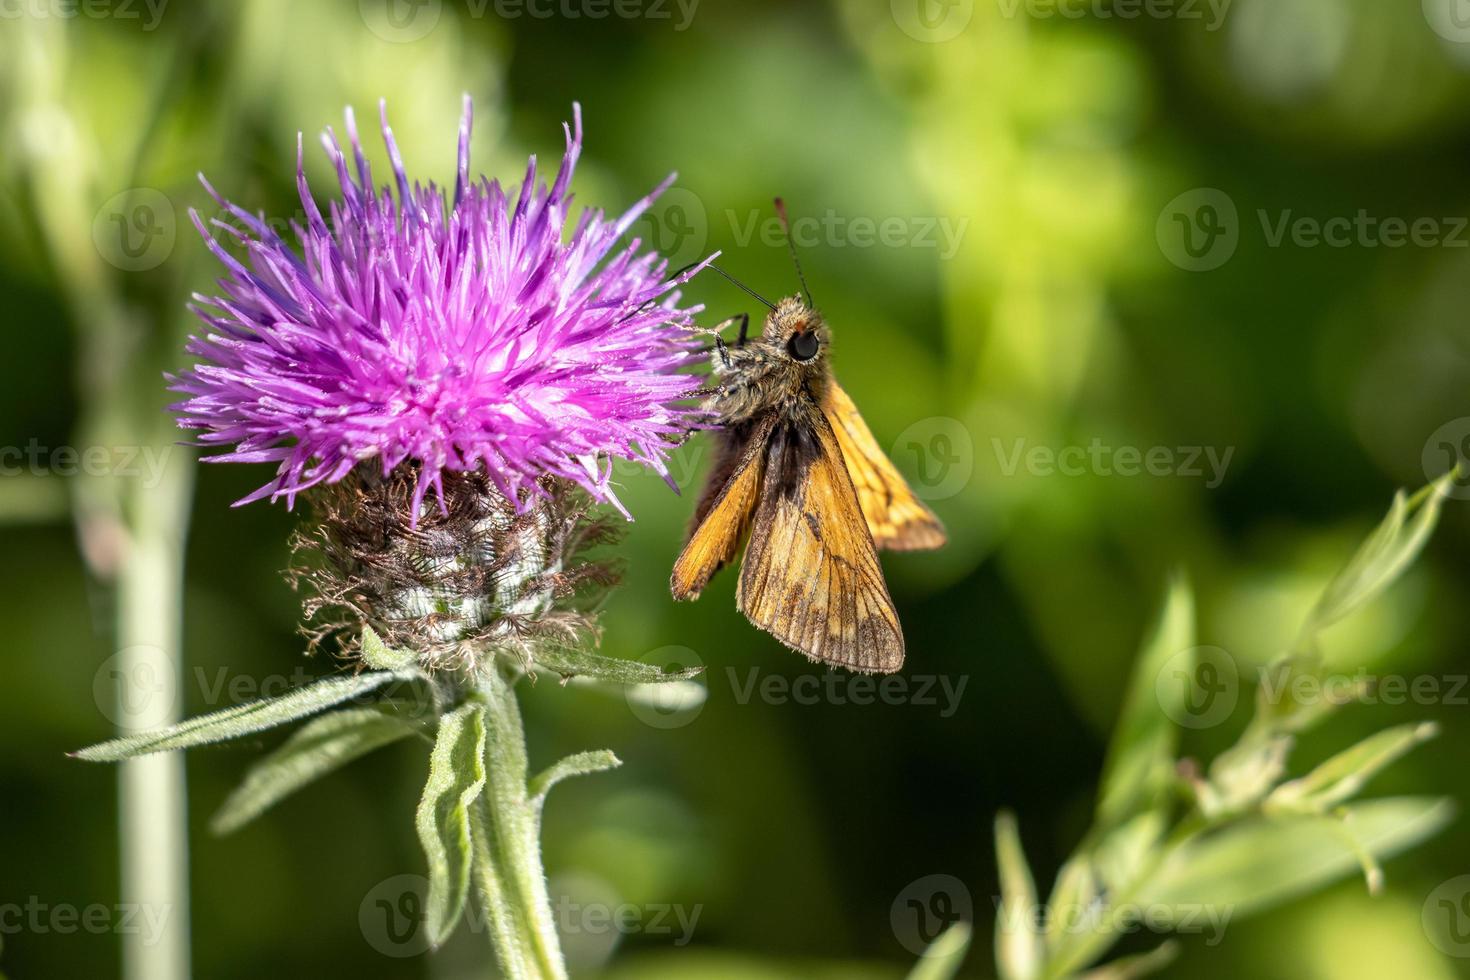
left=3, top=0, right=1470, bottom=977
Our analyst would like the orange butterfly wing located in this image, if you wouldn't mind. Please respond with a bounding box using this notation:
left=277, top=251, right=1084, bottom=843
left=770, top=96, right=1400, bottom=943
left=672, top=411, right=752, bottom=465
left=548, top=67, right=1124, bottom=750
left=736, top=408, right=904, bottom=674
left=670, top=415, right=775, bottom=601
left=822, top=379, right=947, bottom=551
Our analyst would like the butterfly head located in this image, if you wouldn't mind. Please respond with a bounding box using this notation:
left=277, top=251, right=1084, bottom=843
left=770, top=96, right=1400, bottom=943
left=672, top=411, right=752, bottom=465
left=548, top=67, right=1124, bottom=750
left=764, top=297, right=828, bottom=365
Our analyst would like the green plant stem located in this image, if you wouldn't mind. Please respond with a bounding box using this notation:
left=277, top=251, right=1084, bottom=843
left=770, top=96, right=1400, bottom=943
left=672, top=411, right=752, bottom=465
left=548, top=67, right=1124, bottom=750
left=469, top=666, right=568, bottom=980
left=115, top=445, right=194, bottom=980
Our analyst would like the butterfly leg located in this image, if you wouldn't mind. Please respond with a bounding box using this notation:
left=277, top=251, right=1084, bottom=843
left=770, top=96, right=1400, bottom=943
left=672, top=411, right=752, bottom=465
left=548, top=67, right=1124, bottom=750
left=700, top=313, right=750, bottom=344
left=699, top=314, right=751, bottom=369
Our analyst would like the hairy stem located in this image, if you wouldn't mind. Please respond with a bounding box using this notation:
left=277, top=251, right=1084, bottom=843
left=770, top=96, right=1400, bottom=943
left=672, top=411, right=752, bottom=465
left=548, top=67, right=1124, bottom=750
left=470, top=665, right=568, bottom=980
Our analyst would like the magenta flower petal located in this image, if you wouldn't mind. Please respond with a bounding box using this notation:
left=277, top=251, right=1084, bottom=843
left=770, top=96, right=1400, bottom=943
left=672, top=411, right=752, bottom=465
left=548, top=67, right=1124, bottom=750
left=171, top=97, right=710, bottom=517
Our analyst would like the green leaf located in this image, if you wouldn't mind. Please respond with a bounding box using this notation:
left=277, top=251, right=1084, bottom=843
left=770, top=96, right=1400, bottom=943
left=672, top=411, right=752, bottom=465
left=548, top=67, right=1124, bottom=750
left=211, top=708, right=421, bottom=835
left=1298, top=475, right=1451, bottom=644
left=416, top=699, right=489, bottom=948
left=1203, top=734, right=1292, bottom=819
left=528, top=750, right=621, bottom=808
left=907, top=921, right=972, bottom=980
left=360, top=625, right=416, bottom=671
left=1076, top=941, right=1179, bottom=980
left=1247, top=653, right=1363, bottom=737
left=995, top=812, right=1043, bottom=980
left=1044, top=857, right=1099, bottom=954
left=1267, top=722, right=1439, bottom=815
left=72, top=669, right=419, bottom=761
left=536, top=644, right=704, bottom=685
left=1093, top=811, right=1166, bottom=895
left=1139, top=796, right=1454, bottom=917
left=1097, top=574, right=1194, bottom=830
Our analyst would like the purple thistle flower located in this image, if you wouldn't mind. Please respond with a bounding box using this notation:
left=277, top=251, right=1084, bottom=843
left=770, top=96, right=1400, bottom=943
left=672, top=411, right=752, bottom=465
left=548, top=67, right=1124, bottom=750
left=172, top=97, right=710, bottom=519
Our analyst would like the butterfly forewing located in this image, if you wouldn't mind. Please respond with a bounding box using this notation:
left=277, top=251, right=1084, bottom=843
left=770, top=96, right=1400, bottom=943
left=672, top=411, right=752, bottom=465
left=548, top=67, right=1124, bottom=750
left=670, top=415, right=775, bottom=600
left=822, top=380, right=947, bottom=551
left=736, top=407, right=904, bottom=673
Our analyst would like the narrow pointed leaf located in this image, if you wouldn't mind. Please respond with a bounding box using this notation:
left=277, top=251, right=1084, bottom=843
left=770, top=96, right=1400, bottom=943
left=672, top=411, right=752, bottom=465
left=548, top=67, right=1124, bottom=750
left=416, top=700, right=488, bottom=948
left=1097, top=574, right=1193, bottom=829
left=1077, top=941, right=1179, bottom=980
left=536, top=644, right=704, bottom=684
left=211, top=708, right=421, bottom=835
left=1094, top=811, right=1166, bottom=895
left=73, top=669, right=418, bottom=761
left=1045, top=857, right=1099, bottom=953
left=360, top=625, right=416, bottom=670
left=1267, top=722, right=1438, bottom=814
left=528, top=750, right=621, bottom=807
left=1299, top=475, right=1451, bottom=641
left=995, top=812, right=1043, bottom=980
left=1248, top=652, right=1361, bottom=736
left=907, top=921, right=972, bottom=980
left=1139, top=796, right=1453, bottom=916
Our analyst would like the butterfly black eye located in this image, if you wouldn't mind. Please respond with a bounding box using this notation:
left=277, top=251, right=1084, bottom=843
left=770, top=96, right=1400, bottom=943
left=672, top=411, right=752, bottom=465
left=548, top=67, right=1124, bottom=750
left=788, top=330, right=820, bottom=361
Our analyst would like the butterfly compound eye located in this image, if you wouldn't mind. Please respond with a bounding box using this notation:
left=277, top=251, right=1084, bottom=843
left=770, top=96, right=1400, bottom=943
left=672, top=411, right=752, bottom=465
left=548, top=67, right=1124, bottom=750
left=788, top=330, right=820, bottom=361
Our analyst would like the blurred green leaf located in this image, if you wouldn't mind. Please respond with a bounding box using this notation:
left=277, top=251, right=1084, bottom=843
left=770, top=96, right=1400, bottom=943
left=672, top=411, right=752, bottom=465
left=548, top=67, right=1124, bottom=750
left=211, top=707, right=421, bottom=835
left=1097, top=573, right=1194, bottom=830
left=1240, top=476, right=1452, bottom=744
left=1139, top=796, right=1454, bottom=916
left=1044, top=857, right=1099, bottom=954
left=995, top=811, right=1043, bottom=980
left=1298, top=475, right=1452, bottom=645
left=72, top=670, right=419, bottom=761
left=1075, top=941, right=1178, bottom=980
left=1248, top=653, right=1363, bottom=737
left=1326, top=807, right=1388, bottom=896
left=907, top=921, right=972, bottom=980
left=1203, top=735, right=1293, bottom=819
left=1267, top=723, right=1439, bottom=815
left=416, top=699, right=488, bottom=949
left=1093, top=811, right=1166, bottom=895
left=603, top=952, right=891, bottom=979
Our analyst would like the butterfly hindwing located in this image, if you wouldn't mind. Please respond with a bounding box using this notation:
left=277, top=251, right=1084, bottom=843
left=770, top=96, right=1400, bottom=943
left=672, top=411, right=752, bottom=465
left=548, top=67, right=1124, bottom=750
left=822, top=379, right=947, bottom=551
left=670, top=414, right=776, bottom=601
left=736, top=406, right=905, bottom=673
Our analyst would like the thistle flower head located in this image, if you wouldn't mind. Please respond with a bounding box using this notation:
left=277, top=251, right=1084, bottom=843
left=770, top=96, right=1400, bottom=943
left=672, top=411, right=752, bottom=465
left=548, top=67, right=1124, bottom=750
left=173, top=97, right=708, bottom=518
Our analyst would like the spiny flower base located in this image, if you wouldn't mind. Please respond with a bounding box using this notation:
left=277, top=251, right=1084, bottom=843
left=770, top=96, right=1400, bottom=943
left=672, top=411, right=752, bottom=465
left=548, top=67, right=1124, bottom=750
left=290, top=466, right=618, bottom=675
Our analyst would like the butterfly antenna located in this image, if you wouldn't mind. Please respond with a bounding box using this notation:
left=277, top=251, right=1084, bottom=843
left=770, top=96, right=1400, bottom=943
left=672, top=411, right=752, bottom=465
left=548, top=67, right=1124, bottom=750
left=773, top=197, right=813, bottom=306
left=709, top=264, right=777, bottom=311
